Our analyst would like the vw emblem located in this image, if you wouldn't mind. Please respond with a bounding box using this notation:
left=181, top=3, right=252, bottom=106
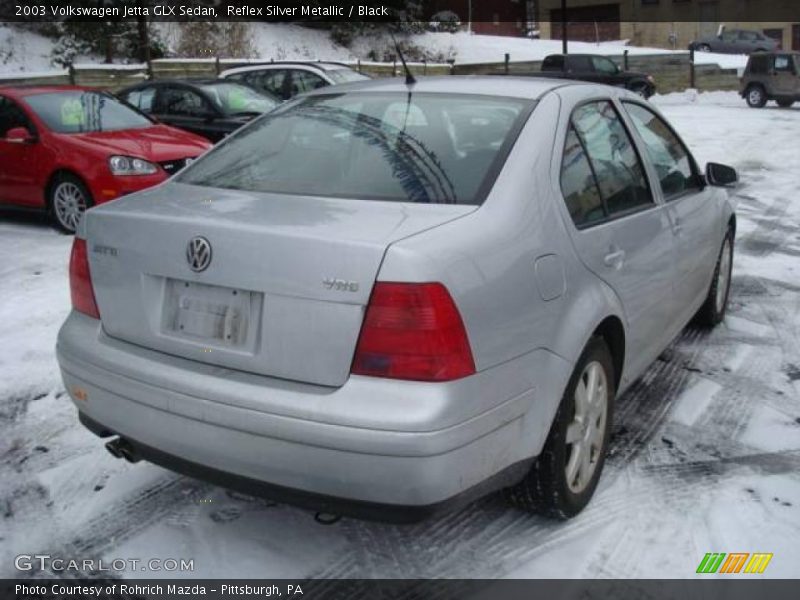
left=186, top=236, right=212, bottom=272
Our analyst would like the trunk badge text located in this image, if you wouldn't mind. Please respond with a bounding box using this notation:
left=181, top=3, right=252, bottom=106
left=186, top=237, right=212, bottom=272
left=323, top=278, right=359, bottom=293
left=92, top=244, right=118, bottom=257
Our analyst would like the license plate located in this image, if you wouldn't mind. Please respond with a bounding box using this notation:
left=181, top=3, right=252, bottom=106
left=162, top=279, right=258, bottom=346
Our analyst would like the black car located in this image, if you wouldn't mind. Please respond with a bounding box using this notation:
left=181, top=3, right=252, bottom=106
left=117, top=80, right=280, bottom=143
left=536, top=54, right=656, bottom=98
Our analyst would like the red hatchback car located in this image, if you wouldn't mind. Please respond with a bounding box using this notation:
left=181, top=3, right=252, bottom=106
left=0, top=86, right=211, bottom=232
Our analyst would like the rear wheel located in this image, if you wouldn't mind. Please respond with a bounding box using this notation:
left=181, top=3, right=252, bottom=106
left=696, top=230, right=734, bottom=327
left=49, top=173, right=92, bottom=234
left=506, top=337, right=614, bottom=519
left=745, top=85, right=767, bottom=108
left=777, top=99, right=795, bottom=108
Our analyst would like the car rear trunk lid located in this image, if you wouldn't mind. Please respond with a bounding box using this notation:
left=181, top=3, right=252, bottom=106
left=85, top=182, right=474, bottom=387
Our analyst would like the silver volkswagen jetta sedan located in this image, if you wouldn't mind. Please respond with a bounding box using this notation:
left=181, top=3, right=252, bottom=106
left=57, top=77, right=736, bottom=522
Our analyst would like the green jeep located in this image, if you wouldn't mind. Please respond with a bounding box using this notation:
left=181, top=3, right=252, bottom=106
left=741, top=52, right=800, bottom=108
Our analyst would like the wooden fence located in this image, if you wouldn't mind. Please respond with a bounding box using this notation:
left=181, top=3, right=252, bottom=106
left=0, top=54, right=740, bottom=94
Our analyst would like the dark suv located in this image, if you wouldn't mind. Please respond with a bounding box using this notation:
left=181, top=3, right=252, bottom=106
left=740, top=52, right=800, bottom=108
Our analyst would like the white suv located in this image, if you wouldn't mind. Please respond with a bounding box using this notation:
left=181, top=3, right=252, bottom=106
left=219, top=62, right=370, bottom=101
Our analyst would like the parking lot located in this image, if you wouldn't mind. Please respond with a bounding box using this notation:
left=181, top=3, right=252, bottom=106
left=1, top=90, right=799, bottom=579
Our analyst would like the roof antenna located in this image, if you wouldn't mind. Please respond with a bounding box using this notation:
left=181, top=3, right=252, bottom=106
left=391, top=32, right=416, bottom=86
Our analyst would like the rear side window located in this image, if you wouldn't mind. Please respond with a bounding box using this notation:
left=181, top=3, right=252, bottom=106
left=122, top=87, right=156, bottom=112
left=542, top=55, right=564, bottom=71
left=774, top=55, right=795, bottom=74
left=591, top=56, right=618, bottom=74
left=179, top=93, right=533, bottom=205
left=561, top=125, right=605, bottom=226
left=158, top=87, right=211, bottom=117
left=748, top=54, right=769, bottom=74
left=623, top=103, right=698, bottom=200
left=560, top=101, right=652, bottom=227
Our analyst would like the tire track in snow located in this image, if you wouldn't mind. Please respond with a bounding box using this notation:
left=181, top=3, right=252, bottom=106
left=310, top=325, right=718, bottom=579
left=18, top=475, right=210, bottom=578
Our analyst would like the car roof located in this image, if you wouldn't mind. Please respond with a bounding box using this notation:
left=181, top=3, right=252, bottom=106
left=221, top=61, right=355, bottom=75
left=302, top=75, right=574, bottom=100
left=0, top=85, right=92, bottom=98
left=748, top=51, right=800, bottom=57
left=128, top=79, right=232, bottom=87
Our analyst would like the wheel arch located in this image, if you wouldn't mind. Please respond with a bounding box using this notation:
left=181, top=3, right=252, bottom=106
left=44, top=169, right=92, bottom=211
left=592, top=316, right=625, bottom=391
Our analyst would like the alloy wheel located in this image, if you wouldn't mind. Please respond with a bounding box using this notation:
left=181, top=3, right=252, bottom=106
left=53, top=181, right=88, bottom=233
left=565, top=361, right=608, bottom=494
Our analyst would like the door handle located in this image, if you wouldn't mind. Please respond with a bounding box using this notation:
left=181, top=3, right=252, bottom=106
left=672, top=216, right=683, bottom=235
left=603, top=248, right=626, bottom=269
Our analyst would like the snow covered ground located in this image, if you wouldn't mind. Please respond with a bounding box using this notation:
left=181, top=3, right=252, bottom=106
left=1, top=91, right=799, bottom=580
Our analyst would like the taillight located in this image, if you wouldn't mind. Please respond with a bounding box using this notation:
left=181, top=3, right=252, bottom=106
left=69, top=238, right=100, bottom=319
left=351, top=282, right=476, bottom=382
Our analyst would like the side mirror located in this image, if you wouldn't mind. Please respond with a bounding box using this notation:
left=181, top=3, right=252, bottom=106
left=5, top=127, right=36, bottom=144
left=706, top=162, right=738, bottom=187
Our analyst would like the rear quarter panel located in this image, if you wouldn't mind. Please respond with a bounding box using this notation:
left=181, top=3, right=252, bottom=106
left=378, top=89, right=627, bottom=451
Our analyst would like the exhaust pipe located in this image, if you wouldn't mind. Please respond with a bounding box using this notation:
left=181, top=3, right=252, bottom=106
left=105, top=437, right=141, bottom=464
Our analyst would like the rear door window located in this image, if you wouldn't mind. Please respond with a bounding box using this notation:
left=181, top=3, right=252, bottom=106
left=775, top=55, right=795, bottom=74
left=158, top=87, right=212, bottom=117
left=623, top=102, right=698, bottom=200
left=290, top=70, right=329, bottom=94
left=570, top=101, right=652, bottom=218
left=247, top=69, right=290, bottom=100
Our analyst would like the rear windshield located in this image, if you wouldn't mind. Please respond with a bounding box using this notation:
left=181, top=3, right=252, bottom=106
left=178, top=92, right=533, bottom=205
left=24, top=91, right=152, bottom=133
left=198, top=83, right=279, bottom=115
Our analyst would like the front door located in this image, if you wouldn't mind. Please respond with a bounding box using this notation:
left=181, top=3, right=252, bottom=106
left=621, top=101, right=719, bottom=323
left=559, top=99, right=677, bottom=379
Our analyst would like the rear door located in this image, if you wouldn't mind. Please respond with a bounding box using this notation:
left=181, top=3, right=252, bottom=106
left=558, top=98, right=677, bottom=377
left=621, top=101, right=719, bottom=322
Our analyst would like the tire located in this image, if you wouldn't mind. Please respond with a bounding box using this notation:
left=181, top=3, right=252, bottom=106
left=777, top=99, right=795, bottom=108
left=695, top=229, right=734, bottom=328
left=696, top=44, right=712, bottom=53
left=48, top=173, right=93, bottom=234
left=745, top=85, right=767, bottom=108
left=506, top=337, right=614, bottom=519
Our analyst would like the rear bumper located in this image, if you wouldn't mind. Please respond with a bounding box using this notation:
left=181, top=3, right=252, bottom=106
left=57, top=311, right=571, bottom=518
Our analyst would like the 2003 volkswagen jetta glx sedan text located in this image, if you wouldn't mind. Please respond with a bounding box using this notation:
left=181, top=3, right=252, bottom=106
left=56, top=77, right=737, bottom=521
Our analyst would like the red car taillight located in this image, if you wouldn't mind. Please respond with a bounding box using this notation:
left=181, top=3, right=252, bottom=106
left=69, top=238, right=100, bottom=319
left=351, top=282, right=476, bottom=382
